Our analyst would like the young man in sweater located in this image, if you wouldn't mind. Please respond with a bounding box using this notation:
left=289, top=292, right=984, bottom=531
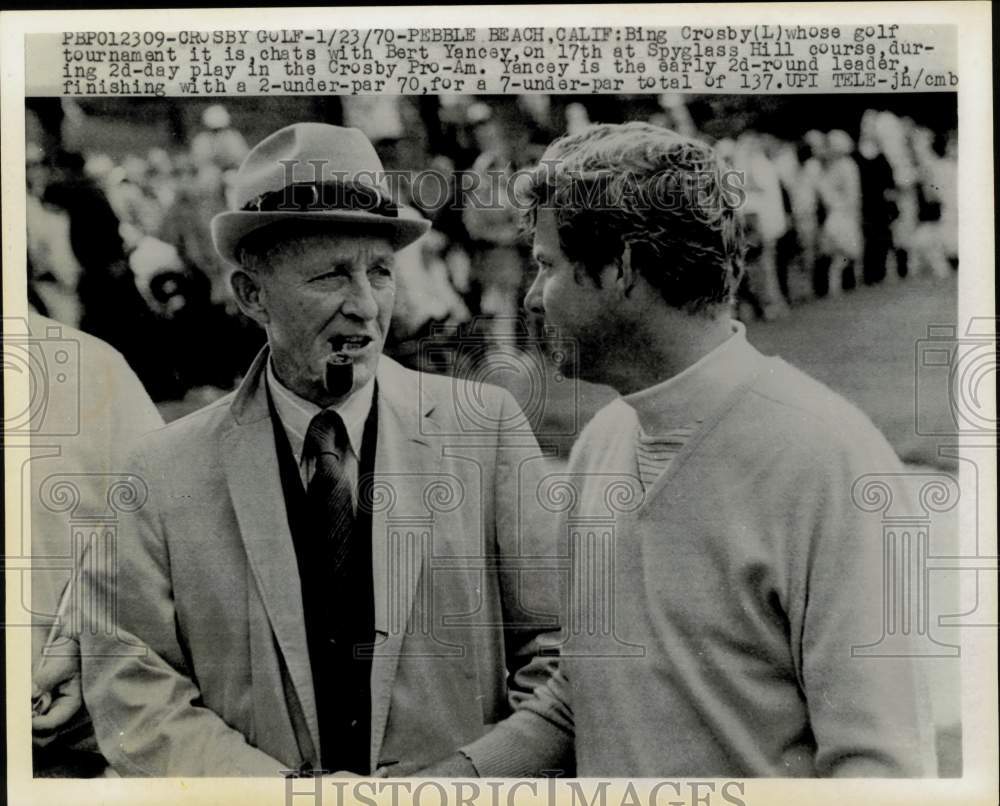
left=522, top=122, right=935, bottom=777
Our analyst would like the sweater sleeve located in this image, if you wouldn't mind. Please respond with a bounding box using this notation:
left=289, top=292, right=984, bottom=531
left=792, top=425, right=937, bottom=777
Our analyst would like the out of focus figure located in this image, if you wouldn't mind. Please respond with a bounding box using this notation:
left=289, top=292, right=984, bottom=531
left=654, top=94, right=698, bottom=138
left=877, top=112, right=919, bottom=280
left=856, top=110, right=898, bottom=285
left=104, top=154, right=165, bottom=241
left=938, top=132, right=958, bottom=268
left=771, top=136, right=815, bottom=304
left=564, top=102, right=591, bottom=136
left=817, top=130, right=863, bottom=296
left=461, top=102, right=524, bottom=335
left=145, top=147, right=179, bottom=213
left=733, top=130, right=789, bottom=319
left=190, top=104, right=249, bottom=172
left=799, top=130, right=827, bottom=296
left=388, top=208, right=471, bottom=369
left=159, top=125, right=265, bottom=390
left=26, top=143, right=82, bottom=327
left=910, top=126, right=955, bottom=279
left=40, top=149, right=163, bottom=392
left=158, top=159, right=232, bottom=306
left=761, top=132, right=799, bottom=307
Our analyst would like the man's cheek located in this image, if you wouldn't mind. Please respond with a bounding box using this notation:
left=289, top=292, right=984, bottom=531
left=380, top=288, right=396, bottom=323
left=543, top=291, right=563, bottom=324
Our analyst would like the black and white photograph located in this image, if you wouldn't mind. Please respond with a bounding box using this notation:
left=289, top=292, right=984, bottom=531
left=2, top=6, right=995, bottom=806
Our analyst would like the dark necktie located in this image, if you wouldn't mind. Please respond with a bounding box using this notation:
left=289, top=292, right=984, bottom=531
left=300, top=408, right=371, bottom=771
left=303, top=409, right=355, bottom=575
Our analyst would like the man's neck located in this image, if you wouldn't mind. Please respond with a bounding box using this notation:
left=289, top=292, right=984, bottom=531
left=604, top=314, right=735, bottom=396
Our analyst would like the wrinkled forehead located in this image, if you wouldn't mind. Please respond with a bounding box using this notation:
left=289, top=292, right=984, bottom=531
left=269, top=227, right=396, bottom=266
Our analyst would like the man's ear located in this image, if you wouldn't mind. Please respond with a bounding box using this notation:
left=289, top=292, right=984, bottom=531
left=615, top=243, right=639, bottom=298
left=230, top=268, right=270, bottom=326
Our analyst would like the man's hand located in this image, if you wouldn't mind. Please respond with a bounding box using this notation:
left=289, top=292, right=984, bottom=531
left=32, top=638, right=83, bottom=746
left=412, top=752, right=478, bottom=778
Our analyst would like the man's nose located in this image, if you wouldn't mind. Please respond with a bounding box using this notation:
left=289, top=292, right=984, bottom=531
left=524, top=273, right=544, bottom=316
left=342, top=275, right=379, bottom=320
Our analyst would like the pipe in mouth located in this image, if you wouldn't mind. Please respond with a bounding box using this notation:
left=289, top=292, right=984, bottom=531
left=325, top=353, right=354, bottom=398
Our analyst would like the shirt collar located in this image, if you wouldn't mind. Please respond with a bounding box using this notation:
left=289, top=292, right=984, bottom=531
left=622, top=321, right=760, bottom=435
left=266, top=358, right=374, bottom=464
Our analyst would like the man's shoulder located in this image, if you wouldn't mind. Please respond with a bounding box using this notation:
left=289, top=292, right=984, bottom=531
left=382, top=356, right=517, bottom=426
left=392, top=361, right=510, bottom=399
left=737, top=356, right=897, bottom=464
left=747, top=358, right=876, bottom=428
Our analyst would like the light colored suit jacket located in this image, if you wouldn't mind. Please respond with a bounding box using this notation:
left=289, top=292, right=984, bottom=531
left=27, top=314, right=163, bottom=673
left=80, top=351, right=571, bottom=776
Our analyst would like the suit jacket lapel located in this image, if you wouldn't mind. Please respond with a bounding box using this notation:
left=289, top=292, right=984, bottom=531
left=369, top=356, right=438, bottom=771
left=221, top=349, right=321, bottom=761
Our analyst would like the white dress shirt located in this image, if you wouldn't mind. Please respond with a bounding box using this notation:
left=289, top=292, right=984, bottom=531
left=266, top=360, right=375, bottom=501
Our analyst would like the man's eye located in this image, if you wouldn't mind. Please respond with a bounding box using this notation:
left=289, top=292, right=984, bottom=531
left=311, top=266, right=349, bottom=282
left=369, top=264, right=393, bottom=278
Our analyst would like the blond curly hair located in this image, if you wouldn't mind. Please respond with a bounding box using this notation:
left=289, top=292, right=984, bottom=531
left=521, top=122, right=745, bottom=314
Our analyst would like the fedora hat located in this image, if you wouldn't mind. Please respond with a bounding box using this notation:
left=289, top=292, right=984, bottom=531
left=211, top=122, right=429, bottom=265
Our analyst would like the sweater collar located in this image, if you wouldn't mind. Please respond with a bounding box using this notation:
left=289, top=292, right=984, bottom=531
left=622, top=321, right=761, bottom=435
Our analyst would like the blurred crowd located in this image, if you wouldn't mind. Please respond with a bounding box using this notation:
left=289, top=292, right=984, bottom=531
left=26, top=97, right=957, bottom=404
left=724, top=109, right=957, bottom=322
left=27, top=105, right=259, bottom=401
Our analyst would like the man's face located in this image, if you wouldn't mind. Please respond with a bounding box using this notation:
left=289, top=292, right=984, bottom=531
left=524, top=208, right=617, bottom=384
left=256, top=231, right=396, bottom=405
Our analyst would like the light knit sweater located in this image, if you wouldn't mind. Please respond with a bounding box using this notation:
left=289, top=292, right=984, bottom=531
left=561, top=328, right=935, bottom=777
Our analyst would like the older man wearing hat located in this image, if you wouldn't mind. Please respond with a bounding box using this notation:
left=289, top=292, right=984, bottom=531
left=78, top=123, right=571, bottom=777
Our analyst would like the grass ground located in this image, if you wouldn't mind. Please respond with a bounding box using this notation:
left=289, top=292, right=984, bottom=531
left=744, top=273, right=959, bottom=470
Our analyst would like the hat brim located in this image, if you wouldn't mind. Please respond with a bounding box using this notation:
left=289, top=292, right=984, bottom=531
left=211, top=210, right=430, bottom=265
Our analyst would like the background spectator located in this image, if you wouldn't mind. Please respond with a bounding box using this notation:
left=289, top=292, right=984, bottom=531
left=817, top=129, right=863, bottom=296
